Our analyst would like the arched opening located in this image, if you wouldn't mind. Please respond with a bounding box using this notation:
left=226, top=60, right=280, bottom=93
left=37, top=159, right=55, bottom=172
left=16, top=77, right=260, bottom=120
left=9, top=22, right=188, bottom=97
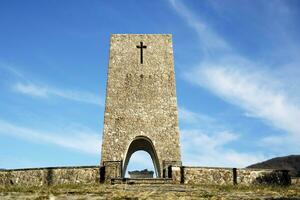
left=124, top=150, right=157, bottom=178
left=123, top=136, right=160, bottom=178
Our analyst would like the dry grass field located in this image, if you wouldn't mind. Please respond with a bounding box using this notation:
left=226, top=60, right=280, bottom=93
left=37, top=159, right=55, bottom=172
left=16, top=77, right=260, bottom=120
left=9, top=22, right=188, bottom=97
left=1, top=183, right=300, bottom=200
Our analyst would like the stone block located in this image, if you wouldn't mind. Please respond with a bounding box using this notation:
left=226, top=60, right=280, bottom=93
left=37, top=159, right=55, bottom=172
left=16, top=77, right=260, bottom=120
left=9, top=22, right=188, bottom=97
left=103, top=161, right=122, bottom=182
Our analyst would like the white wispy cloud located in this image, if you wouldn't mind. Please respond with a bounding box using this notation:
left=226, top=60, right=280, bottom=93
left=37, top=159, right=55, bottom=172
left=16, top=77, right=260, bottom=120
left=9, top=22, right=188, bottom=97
left=168, top=0, right=230, bottom=54
left=0, top=63, right=26, bottom=79
left=0, top=119, right=100, bottom=155
left=13, top=82, right=104, bottom=106
left=184, top=64, right=300, bottom=136
left=14, top=82, right=48, bottom=97
left=260, top=134, right=300, bottom=155
left=178, top=107, right=262, bottom=167
left=0, top=63, right=104, bottom=106
left=169, top=0, right=300, bottom=156
left=181, top=129, right=264, bottom=167
left=178, top=107, right=214, bottom=125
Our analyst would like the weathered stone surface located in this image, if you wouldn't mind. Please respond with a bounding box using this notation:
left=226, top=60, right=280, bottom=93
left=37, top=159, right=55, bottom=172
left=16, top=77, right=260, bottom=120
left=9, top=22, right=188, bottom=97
left=167, top=167, right=291, bottom=186
left=0, top=166, right=99, bottom=186
left=182, top=167, right=234, bottom=185
left=0, top=166, right=292, bottom=186
left=101, top=34, right=181, bottom=178
left=171, top=166, right=181, bottom=183
left=292, top=177, right=300, bottom=185
left=237, top=168, right=274, bottom=185
left=102, top=161, right=122, bottom=183
left=238, top=169, right=291, bottom=185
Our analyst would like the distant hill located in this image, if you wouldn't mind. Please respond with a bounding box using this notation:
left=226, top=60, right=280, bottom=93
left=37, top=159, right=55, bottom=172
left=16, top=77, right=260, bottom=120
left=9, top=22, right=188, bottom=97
left=247, top=155, right=300, bottom=177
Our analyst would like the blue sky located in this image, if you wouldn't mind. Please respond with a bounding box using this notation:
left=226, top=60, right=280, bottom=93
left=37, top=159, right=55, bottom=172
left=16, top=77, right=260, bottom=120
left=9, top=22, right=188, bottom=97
left=1, top=0, right=300, bottom=175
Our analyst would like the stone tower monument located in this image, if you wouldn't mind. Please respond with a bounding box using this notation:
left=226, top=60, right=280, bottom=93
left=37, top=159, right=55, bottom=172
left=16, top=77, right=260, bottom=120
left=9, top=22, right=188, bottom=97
left=101, top=34, right=181, bottom=180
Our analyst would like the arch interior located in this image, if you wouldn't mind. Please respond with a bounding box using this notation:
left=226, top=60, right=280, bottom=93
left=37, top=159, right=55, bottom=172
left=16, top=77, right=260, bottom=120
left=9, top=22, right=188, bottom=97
left=123, top=136, right=160, bottom=178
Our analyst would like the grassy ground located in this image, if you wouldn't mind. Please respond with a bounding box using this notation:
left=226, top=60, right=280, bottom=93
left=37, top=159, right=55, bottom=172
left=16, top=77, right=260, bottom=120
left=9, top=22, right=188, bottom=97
left=0, top=183, right=300, bottom=199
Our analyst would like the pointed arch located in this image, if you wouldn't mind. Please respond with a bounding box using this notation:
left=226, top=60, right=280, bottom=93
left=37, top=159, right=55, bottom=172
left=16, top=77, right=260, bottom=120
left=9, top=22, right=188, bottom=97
left=123, top=136, right=160, bottom=177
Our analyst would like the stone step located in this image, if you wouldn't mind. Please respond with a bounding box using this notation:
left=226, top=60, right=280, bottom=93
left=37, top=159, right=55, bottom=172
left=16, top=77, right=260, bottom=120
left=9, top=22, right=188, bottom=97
left=111, top=178, right=174, bottom=185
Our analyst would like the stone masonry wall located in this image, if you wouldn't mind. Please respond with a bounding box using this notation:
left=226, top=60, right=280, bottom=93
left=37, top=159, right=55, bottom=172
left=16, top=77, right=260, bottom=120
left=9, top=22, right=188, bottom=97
left=292, top=178, right=300, bottom=185
left=0, top=166, right=291, bottom=186
left=171, top=166, right=290, bottom=186
left=237, top=168, right=274, bottom=185
left=0, top=166, right=99, bottom=186
left=101, top=34, right=181, bottom=177
left=180, top=167, right=233, bottom=185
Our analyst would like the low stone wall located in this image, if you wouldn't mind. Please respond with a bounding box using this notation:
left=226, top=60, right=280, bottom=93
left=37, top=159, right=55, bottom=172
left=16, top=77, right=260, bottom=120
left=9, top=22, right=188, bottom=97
left=177, top=167, right=233, bottom=185
left=238, top=169, right=291, bottom=185
left=0, top=166, right=99, bottom=186
left=292, top=177, right=300, bottom=185
left=237, top=168, right=273, bottom=185
left=0, top=165, right=291, bottom=186
left=171, top=166, right=290, bottom=186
